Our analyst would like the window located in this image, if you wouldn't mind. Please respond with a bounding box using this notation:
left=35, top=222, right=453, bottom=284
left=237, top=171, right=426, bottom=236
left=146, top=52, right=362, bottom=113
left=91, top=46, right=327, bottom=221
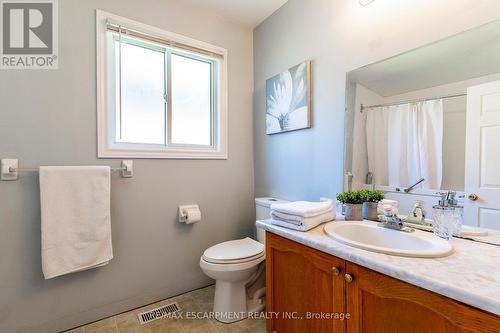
left=96, top=11, right=227, bottom=159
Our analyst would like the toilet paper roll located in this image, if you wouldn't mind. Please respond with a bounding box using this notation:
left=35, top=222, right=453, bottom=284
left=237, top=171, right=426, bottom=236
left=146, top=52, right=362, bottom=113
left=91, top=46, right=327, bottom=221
left=183, top=206, right=201, bottom=224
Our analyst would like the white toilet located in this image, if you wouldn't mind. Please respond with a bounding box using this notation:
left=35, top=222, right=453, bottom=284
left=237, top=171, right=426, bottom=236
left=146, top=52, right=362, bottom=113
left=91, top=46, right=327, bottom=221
left=199, top=197, right=288, bottom=323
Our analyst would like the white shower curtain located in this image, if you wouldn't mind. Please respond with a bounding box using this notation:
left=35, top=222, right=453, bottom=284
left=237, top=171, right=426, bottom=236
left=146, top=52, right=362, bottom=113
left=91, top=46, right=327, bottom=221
left=366, top=99, right=443, bottom=190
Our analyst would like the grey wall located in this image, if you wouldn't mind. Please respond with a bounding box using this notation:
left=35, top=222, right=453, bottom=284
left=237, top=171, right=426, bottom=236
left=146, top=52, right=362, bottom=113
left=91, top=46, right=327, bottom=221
left=253, top=0, right=500, bottom=201
left=0, top=1, right=253, bottom=332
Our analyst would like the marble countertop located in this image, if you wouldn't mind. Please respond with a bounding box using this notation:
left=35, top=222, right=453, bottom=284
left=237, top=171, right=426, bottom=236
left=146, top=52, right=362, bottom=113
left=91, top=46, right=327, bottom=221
left=257, top=219, right=500, bottom=315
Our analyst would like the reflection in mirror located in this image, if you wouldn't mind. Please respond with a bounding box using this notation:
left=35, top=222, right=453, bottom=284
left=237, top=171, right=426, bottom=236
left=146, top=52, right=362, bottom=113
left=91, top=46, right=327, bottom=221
left=344, top=19, right=500, bottom=234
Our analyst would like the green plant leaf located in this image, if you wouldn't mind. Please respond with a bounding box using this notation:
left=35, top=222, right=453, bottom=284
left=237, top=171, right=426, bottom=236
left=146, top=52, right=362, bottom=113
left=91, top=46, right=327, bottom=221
left=337, top=189, right=385, bottom=204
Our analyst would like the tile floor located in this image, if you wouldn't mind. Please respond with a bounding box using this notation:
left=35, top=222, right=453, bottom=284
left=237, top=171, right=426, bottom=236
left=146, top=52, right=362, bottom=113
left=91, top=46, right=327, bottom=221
left=63, top=285, right=266, bottom=333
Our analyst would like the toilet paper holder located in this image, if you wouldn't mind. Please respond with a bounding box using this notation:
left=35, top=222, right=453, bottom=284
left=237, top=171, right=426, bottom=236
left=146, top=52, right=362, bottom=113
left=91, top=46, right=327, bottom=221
left=178, top=204, right=201, bottom=224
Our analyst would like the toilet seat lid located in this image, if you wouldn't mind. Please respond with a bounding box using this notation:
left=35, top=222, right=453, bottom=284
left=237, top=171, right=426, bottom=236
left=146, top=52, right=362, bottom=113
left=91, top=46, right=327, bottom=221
left=203, top=237, right=264, bottom=262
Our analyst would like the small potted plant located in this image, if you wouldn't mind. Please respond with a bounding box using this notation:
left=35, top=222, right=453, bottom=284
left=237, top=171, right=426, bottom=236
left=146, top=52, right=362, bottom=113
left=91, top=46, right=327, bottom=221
left=360, top=189, right=385, bottom=221
left=336, top=191, right=364, bottom=221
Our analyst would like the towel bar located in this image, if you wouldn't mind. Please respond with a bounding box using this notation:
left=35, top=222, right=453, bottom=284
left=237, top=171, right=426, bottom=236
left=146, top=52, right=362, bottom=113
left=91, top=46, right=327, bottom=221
left=0, top=159, right=133, bottom=181
left=8, top=166, right=127, bottom=172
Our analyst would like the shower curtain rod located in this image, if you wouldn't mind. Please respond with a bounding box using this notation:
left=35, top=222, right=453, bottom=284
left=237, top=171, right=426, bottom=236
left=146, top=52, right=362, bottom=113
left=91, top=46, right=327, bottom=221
left=360, top=93, right=466, bottom=112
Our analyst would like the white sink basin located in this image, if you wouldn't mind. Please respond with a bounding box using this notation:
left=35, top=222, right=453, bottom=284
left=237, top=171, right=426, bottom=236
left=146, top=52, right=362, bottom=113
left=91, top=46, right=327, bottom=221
left=324, top=222, right=453, bottom=258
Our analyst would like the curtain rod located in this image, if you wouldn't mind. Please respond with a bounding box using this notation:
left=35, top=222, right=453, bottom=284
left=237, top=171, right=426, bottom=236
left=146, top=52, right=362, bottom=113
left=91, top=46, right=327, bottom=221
left=360, top=93, right=467, bottom=112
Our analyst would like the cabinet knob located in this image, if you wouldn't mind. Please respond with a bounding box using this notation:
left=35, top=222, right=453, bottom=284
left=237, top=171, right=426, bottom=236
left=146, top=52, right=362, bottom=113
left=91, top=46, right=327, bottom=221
left=331, top=266, right=340, bottom=276
left=272, top=331, right=277, bottom=333
left=344, top=273, right=353, bottom=283
left=468, top=193, right=479, bottom=201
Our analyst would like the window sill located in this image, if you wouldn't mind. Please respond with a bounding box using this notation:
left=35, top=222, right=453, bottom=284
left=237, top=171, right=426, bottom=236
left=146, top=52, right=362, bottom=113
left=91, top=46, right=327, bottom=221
left=98, top=146, right=227, bottom=160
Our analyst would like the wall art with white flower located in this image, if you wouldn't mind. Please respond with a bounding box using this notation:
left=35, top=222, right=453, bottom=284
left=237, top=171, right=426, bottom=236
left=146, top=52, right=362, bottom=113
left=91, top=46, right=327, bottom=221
left=266, top=60, right=311, bottom=134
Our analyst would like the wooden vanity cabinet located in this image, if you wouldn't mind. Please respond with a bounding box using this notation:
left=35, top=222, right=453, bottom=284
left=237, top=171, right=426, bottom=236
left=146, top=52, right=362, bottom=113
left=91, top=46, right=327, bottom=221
left=266, top=232, right=500, bottom=333
left=345, top=262, right=499, bottom=333
left=266, top=231, right=346, bottom=333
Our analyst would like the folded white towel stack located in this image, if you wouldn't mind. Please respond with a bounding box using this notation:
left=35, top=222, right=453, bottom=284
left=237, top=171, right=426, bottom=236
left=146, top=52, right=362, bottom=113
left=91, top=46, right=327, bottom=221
left=270, top=200, right=335, bottom=231
left=270, top=200, right=333, bottom=217
left=39, top=166, right=113, bottom=279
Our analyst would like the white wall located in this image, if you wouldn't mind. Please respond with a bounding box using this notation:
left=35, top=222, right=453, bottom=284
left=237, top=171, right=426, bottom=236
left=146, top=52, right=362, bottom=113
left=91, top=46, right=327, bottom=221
left=0, top=1, right=253, bottom=332
left=254, top=0, right=500, bottom=203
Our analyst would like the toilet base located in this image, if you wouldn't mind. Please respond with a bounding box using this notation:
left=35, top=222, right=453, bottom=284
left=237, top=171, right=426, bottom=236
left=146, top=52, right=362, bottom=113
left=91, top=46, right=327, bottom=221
left=213, top=280, right=248, bottom=323
left=213, top=271, right=266, bottom=324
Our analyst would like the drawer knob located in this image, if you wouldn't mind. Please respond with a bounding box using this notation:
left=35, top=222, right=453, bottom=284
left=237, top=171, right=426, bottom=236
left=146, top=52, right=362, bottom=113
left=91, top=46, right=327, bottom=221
left=344, top=273, right=353, bottom=283
left=331, top=266, right=340, bottom=275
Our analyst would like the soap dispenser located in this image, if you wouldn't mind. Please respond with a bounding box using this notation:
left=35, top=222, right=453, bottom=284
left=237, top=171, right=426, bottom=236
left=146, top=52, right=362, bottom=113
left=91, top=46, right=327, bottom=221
left=412, top=200, right=427, bottom=221
left=432, top=191, right=463, bottom=239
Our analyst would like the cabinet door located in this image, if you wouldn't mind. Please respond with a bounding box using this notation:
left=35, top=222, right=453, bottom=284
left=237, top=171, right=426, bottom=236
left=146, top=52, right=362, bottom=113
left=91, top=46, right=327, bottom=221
left=345, top=262, right=499, bottom=333
left=266, top=232, right=346, bottom=333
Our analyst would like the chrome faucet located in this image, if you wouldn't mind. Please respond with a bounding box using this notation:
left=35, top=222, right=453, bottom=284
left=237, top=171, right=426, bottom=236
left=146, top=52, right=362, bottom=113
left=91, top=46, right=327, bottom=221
left=378, top=208, right=414, bottom=232
left=379, top=209, right=405, bottom=230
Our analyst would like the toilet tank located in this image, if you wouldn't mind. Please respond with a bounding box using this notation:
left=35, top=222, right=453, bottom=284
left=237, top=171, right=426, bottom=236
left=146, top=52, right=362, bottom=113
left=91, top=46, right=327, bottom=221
left=255, top=197, right=289, bottom=244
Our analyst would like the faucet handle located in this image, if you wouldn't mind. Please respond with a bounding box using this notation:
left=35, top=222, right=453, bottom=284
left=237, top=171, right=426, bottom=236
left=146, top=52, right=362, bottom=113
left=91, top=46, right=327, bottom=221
left=436, top=192, right=448, bottom=206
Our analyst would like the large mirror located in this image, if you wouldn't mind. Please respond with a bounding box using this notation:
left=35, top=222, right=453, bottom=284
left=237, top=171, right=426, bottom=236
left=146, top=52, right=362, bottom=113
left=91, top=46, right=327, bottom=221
left=344, top=19, right=500, bottom=231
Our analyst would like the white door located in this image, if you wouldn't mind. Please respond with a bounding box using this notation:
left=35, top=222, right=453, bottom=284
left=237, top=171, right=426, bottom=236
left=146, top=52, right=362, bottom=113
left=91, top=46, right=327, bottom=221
left=464, top=80, right=500, bottom=230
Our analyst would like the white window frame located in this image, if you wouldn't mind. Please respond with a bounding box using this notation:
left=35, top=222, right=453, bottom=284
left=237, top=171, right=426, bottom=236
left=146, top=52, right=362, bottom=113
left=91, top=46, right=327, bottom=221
left=96, top=10, right=228, bottom=159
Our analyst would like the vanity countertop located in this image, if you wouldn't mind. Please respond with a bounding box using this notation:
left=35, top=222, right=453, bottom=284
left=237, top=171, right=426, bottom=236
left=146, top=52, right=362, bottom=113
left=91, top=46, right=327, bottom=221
left=257, top=219, right=500, bottom=316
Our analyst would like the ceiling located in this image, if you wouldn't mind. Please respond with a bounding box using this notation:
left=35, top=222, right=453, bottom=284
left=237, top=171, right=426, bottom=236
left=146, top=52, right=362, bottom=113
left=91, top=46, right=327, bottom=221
left=348, top=19, right=500, bottom=96
left=179, top=0, right=288, bottom=27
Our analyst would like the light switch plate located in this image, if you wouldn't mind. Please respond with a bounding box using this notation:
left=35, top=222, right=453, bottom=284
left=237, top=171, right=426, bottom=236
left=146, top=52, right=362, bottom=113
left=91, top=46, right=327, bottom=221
left=1, top=159, right=19, bottom=181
